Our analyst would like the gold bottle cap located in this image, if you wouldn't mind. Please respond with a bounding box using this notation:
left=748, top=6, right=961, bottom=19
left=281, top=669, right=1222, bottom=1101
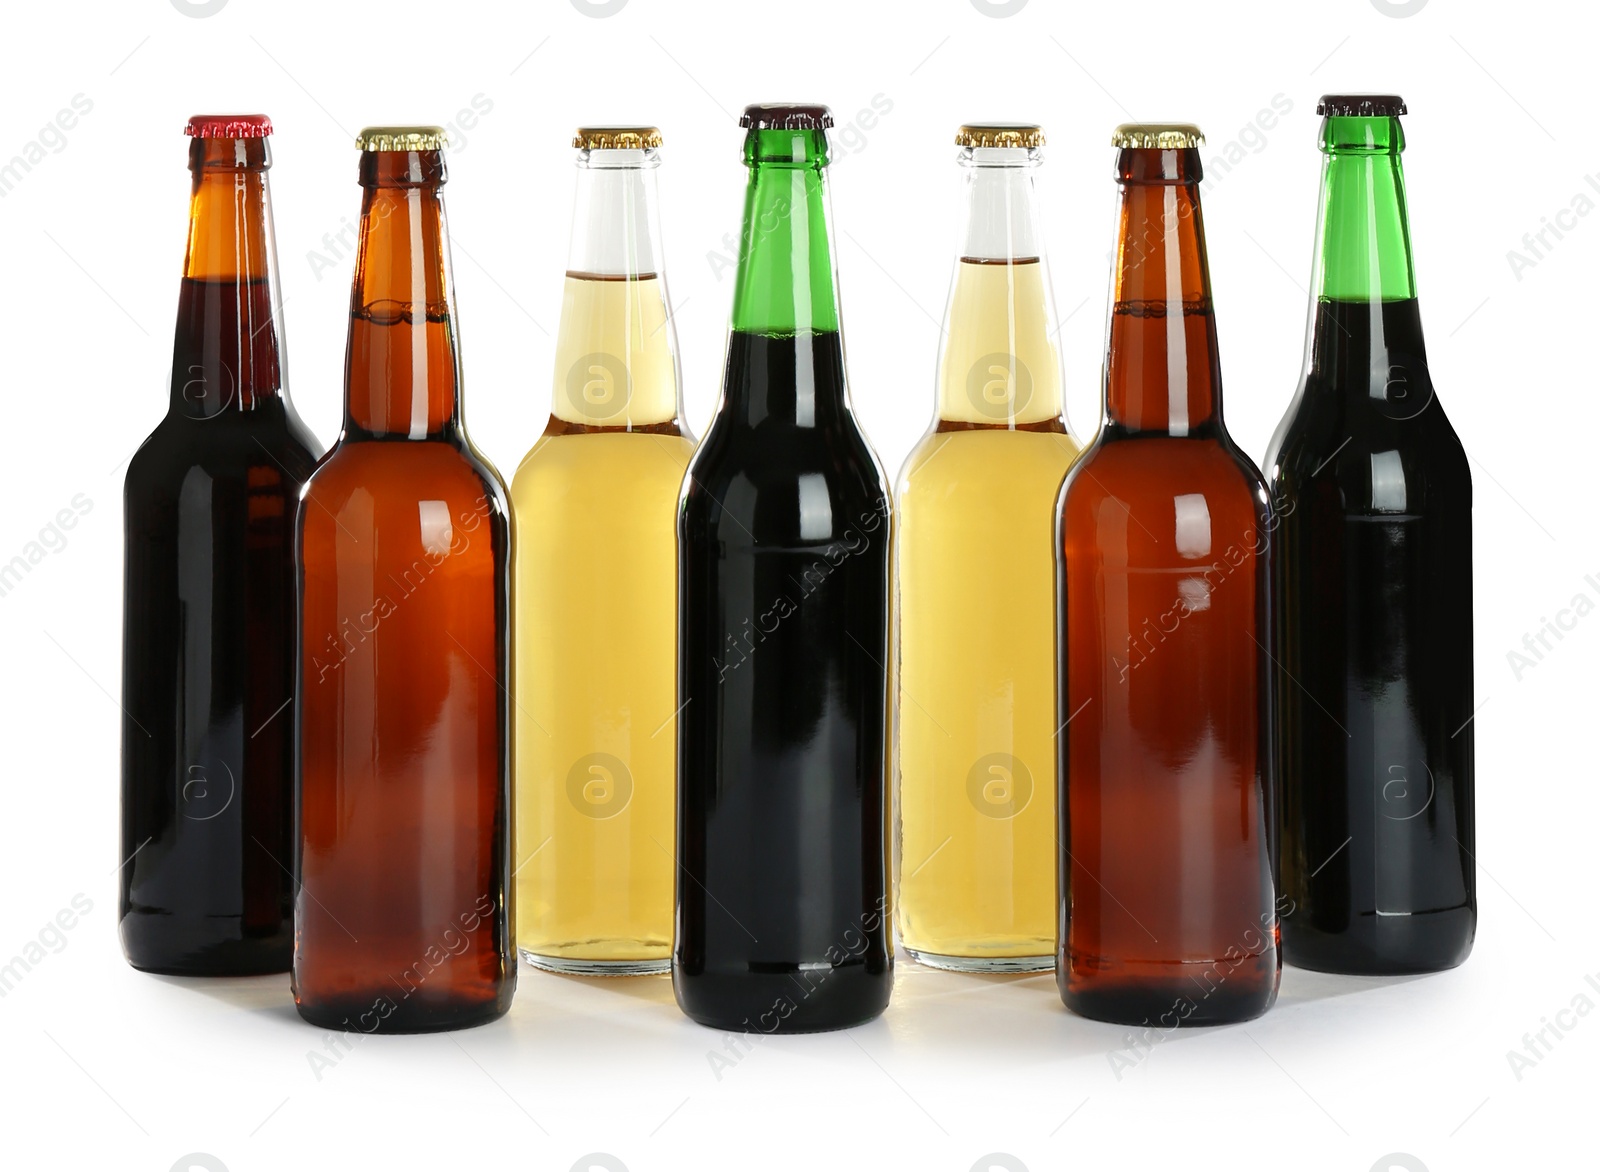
left=356, top=126, right=450, bottom=152
left=573, top=126, right=663, bottom=150
left=956, top=123, right=1044, bottom=149
left=1111, top=123, right=1205, bottom=149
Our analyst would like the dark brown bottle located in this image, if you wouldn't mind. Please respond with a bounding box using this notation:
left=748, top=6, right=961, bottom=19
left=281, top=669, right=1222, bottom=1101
left=294, top=127, right=513, bottom=1032
left=121, top=115, right=321, bottom=975
left=1055, top=124, right=1280, bottom=1027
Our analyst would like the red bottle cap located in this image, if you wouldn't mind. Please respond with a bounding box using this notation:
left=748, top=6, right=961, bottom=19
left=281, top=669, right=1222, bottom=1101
left=185, top=114, right=273, bottom=139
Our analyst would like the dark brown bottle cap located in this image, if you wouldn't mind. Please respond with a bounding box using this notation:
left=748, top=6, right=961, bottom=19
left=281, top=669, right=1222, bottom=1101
left=186, top=114, right=272, bottom=138
left=1317, top=94, right=1407, bottom=117
left=740, top=103, right=833, bottom=130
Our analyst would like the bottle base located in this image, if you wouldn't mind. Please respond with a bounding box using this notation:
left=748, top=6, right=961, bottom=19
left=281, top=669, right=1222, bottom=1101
left=120, top=913, right=291, bottom=977
left=904, top=947, right=1054, bottom=974
left=520, top=948, right=670, bottom=977
left=673, top=957, right=892, bottom=1034
left=1282, top=904, right=1475, bottom=976
left=293, top=992, right=511, bottom=1034
left=1059, top=951, right=1279, bottom=1027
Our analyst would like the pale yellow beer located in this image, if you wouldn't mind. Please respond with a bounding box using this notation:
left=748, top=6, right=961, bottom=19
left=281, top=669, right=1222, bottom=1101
left=894, top=127, right=1081, bottom=970
left=512, top=130, right=692, bottom=973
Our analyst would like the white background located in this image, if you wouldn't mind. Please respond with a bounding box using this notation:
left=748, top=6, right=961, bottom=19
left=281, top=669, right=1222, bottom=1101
left=0, top=0, right=1589, bottom=1169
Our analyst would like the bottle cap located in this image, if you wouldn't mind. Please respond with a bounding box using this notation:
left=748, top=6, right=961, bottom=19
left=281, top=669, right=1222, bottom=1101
left=1111, top=123, right=1205, bottom=149
left=356, top=126, right=449, bottom=152
left=185, top=114, right=272, bottom=139
left=740, top=103, right=833, bottom=130
left=956, top=123, right=1044, bottom=149
left=573, top=126, right=663, bottom=150
left=1317, top=94, right=1407, bottom=117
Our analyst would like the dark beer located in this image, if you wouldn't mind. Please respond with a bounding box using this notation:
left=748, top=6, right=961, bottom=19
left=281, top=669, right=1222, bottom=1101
left=121, top=115, right=320, bottom=975
left=1056, top=125, right=1279, bottom=1026
left=675, top=104, right=892, bottom=1033
left=294, top=127, right=513, bottom=1032
left=1265, top=96, right=1475, bottom=974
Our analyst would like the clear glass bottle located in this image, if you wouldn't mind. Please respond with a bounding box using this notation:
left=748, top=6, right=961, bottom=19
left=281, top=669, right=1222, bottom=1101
left=512, top=126, right=693, bottom=975
left=894, top=123, right=1081, bottom=972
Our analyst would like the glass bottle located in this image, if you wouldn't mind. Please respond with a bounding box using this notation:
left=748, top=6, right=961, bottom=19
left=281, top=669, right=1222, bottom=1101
left=512, top=126, right=693, bottom=975
left=294, top=127, right=513, bottom=1032
left=1056, top=124, right=1279, bottom=1026
left=121, top=114, right=320, bottom=975
left=894, top=123, right=1080, bottom=972
left=675, top=104, right=892, bottom=1032
left=1264, top=95, right=1474, bottom=974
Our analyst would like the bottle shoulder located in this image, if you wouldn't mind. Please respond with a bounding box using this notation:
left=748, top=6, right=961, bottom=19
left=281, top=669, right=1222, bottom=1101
left=1266, top=381, right=1471, bottom=513
left=306, top=437, right=508, bottom=515
left=125, top=405, right=321, bottom=495
left=896, top=426, right=1081, bottom=500
left=511, top=427, right=694, bottom=492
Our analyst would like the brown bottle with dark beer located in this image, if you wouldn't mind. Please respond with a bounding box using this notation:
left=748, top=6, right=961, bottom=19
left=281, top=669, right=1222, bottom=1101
left=121, top=115, right=320, bottom=975
left=294, top=127, right=513, bottom=1032
left=1055, top=124, right=1280, bottom=1027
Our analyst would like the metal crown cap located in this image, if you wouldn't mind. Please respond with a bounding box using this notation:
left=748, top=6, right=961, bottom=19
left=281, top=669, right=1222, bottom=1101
left=957, top=123, right=1044, bottom=149
left=1111, top=123, right=1205, bottom=149
left=186, top=114, right=272, bottom=139
left=574, top=126, right=663, bottom=150
left=356, top=126, right=449, bottom=152
left=740, top=103, right=833, bottom=131
left=1318, top=94, right=1407, bottom=117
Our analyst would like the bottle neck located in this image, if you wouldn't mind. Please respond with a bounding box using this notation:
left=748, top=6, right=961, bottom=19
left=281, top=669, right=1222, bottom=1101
left=1103, top=147, right=1221, bottom=436
left=935, top=147, right=1064, bottom=428
left=169, top=137, right=286, bottom=417
left=729, top=128, right=841, bottom=337
left=344, top=150, right=461, bottom=440
left=1305, top=116, right=1424, bottom=379
left=552, top=148, right=682, bottom=429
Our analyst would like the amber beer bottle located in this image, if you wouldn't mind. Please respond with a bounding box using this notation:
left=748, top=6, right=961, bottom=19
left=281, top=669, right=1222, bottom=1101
left=512, top=126, right=693, bottom=974
left=1056, top=124, right=1279, bottom=1026
left=1265, top=96, right=1474, bottom=974
left=295, top=128, right=513, bottom=1031
left=676, top=104, right=892, bottom=1032
left=121, top=115, right=321, bottom=975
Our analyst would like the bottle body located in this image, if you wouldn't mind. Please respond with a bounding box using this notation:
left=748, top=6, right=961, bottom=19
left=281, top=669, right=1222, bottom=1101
left=675, top=110, right=892, bottom=1032
left=678, top=334, right=892, bottom=1031
left=894, top=133, right=1080, bottom=970
left=1056, top=131, right=1279, bottom=1025
left=294, top=135, right=513, bottom=1031
left=513, top=134, right=691, bottom=974
left=121, top=122, right=321, bottom=975
left=1265, top=102, right=1475, bottom=974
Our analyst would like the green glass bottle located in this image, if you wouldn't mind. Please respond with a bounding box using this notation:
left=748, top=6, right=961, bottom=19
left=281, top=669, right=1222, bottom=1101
left=1264, top=95, right=1475, bottom=974
left=675, top=104, right=893, bottom=1033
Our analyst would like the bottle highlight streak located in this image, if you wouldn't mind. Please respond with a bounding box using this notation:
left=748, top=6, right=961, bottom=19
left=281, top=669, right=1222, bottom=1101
left=1265, top=95, right=1475, bottom=975
left=894, top=124, right=1080, bottom=972
left=294, top=127, right=513, bottom=1032
left=513, top=127, right=692, bottom=975
left=675, top=104, right=893, bottom=1033
left=121, top=115, right=321, bottom=976
left=1056, top=124, right=1280, bottom=1027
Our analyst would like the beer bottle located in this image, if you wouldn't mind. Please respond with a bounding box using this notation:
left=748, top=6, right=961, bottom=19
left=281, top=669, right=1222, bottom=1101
left=512, top=126, right=693, bottom=975
left=676, top=104, right=892, bottom=1032
left=1056, top=124, right=1279, bottom=1026
left=894, top=124, right=1080, bottom=972
left=295, top=127, right=514, bottom=1031
left=121, top=115, right=321, bottom=975
left=1264, top=96, right=1474, bottom=974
